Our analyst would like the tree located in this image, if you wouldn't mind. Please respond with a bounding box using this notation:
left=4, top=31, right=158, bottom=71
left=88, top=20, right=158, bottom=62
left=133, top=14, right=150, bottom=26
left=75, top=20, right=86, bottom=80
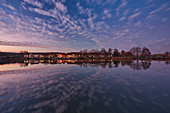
left=20, top=50, right=28, bottom=53
left=89, top=49, right=99, bottom=53
left=121, top=50, right=126, bottom=57
left=129, top=47, right=141, bottom=57
left=126, top=52, right=133, bottom=57
left=100, top=48, right=106, bottom=54
left=82, top=49, right=88, bottom=54
left=141, top=47, right=151, bottom=57
left=165, top=51, right=169, bottom=56
left=113, top=49, right=120, bottom=57
left=136, top=47, right=141, bottom=57
left=108, top=48, right=112, bottom=55
left=129, top=47, right=135, bottom=57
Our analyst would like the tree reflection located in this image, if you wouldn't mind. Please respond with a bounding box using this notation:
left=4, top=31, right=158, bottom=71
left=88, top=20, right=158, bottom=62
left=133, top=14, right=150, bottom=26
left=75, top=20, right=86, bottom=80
left=165, top=61, right=170, bottom=65
left=21, top=59, right=152, bottom=70
left=0, top=59, right=161, bottom=70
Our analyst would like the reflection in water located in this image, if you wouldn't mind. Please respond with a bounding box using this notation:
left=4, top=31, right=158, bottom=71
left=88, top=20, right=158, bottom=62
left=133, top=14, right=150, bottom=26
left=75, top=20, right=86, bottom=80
left=0, top=60, right=170, bottom=113
left=0, top=59, right=153, bottom=70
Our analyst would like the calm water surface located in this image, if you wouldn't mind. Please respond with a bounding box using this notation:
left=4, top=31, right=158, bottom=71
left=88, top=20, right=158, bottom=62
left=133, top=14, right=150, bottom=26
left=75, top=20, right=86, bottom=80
left=0, top=61, right=170, bottom=113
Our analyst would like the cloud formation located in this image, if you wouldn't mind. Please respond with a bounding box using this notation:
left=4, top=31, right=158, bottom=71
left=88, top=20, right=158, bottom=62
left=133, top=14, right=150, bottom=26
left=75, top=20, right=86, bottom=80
left=0, top=0, right=169, bottom=52
left=0, top=40, right=48, bottom=48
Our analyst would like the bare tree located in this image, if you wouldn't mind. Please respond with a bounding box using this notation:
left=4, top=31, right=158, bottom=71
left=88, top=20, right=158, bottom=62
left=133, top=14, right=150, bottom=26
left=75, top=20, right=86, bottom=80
left=141, top=47, right=151, bottom=57
left=130, top=47, right=141, bottom=57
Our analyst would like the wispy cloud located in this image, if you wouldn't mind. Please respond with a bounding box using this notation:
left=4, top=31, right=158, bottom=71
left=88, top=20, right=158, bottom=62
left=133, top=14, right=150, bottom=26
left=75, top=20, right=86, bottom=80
left=149, top=2, right=169, bottom=15
left=0, top=20, right=9, bottom=26
left=134, top=21, right=142, bottom=27
left=146, top=38, right=170, bottom=53
left=55, top=2, right=67, bottom=13
left=128, top=12, right=141, bottom=21
left=1, top=2, right=16, bottom=11
left=23, top=0, right=43, bottom=8
left=103, top=9, right=112, bottom=19
left=28, top=7, right=54, bottom=18
left=0, top=40, right=48, bottom=48
left=146, top=0, right=152, bottom=4
left=119, top=17, right=126, bottom=22
left=116, top=0, right=127, bottom=16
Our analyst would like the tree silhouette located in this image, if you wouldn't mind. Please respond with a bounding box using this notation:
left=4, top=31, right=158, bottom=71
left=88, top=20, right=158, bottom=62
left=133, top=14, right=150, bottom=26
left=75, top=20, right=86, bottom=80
left=141, top=47, right=151, bottom=57
left=89, top=49, right=99, bottom=53
left=100, top=48, right=107, bottom=57
left=165, top=51, right=169, bottom=56
left=101, top=48, right=106, bottom=54
left=130, top=47, right=141, bottom=57
left=121, top=50, right=126, bottom=57
left=113, top=49, right=120, bottom=57
left=126, top=52, right=133, bottom=57
left=108, top=48, right=112, bottom=55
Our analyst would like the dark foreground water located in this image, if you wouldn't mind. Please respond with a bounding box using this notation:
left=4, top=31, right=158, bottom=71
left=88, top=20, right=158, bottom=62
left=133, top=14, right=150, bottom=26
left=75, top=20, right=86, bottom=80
left=0, top=60, right=170, bottom=113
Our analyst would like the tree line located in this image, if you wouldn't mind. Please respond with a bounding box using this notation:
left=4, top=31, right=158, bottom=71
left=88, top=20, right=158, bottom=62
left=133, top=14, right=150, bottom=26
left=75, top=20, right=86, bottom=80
left=80, top=47, right=151, bottom=57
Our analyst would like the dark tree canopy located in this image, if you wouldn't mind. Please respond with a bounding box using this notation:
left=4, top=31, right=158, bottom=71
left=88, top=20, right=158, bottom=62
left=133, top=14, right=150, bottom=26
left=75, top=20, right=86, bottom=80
left=121, top=50, right=126, bottom=57
left=126, top=52, right=133, bottom=57
left=113, top=49, right=120, bottom=57
left=141, top=47, right=151, bottom=56
left=108, top=48, right=112, bottom=55
left=101, top=48, right=107, bottom=54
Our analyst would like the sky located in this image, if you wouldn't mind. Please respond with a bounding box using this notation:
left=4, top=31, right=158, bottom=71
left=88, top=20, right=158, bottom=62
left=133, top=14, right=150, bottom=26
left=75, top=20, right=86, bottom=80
left=0, top=0, right=170, bottom=53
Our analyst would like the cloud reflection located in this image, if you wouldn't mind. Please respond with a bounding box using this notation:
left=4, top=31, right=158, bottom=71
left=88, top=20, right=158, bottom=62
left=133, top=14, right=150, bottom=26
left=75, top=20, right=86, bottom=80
left=0, top=61, right=170, bottom=113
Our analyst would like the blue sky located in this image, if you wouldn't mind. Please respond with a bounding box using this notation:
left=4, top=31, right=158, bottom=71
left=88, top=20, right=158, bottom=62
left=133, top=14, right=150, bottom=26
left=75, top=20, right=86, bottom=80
left=0, top=0, right=170, bottom=53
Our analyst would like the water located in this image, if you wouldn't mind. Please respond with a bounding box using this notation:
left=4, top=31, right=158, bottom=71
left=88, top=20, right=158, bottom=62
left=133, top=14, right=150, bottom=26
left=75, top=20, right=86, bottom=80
left=0, top=60, right=170, bottom=113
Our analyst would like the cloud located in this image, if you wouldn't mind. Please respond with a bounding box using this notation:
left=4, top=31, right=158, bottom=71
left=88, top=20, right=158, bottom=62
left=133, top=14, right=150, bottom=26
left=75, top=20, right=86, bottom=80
left=2, top=3, right=16, bottom=10
left=76, top=2, right=93, bottom=16
left=0, top=20, right=9, bottom=26
left=146, top=39, right=170, bottom=53
left=91, top=38, right=104, bottom=48
left=104, top=9, right=109, bottom=14
left=134, top=21, right=141, bottom=27
left=149, top=2, right=169, bottom=15
left=116, top=0, right=127, bottom=16
left=23, top=0, right=43, bottom=8
left=162, top=18, right=167, bottom=21
left=149, top=8, right=162, bottom=15
left=0, top=0, right=170, bottom=52
left=0, top=40, right=48, bottom=48
left=128, top=12, right=141, bottom=21
left=119, top=17, right=126, bottom=21
left=146, top=0, right=152, bottom=4
left=149, top=26, right=154, bottom=29
left=28, top=7, right=52, bottom=17
left=146, top=14, right=155, bottom=20
left=7, top=5, right=16, bottom=10
left=166, top=8, right=170, bottom=11
left=55, top=2, right=67, bottom=13
left=76, top=2, right=83, bottom=13
left=123, top=9, right=129, bottom=16
left=103, top=9, right=112, bottom=18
